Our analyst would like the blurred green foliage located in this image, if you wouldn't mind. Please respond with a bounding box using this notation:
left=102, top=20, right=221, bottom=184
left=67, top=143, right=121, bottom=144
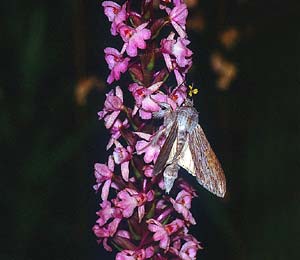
left=1, top=1, right=102, bottom=259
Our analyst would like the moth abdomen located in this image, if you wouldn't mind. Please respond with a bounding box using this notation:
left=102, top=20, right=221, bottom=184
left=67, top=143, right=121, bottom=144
left=163, top=163, right=179, bottom=193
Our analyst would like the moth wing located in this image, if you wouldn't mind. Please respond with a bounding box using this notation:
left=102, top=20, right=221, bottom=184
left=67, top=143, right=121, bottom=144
left=176, top=138, right=196, bottom=175
left=178, top=124, right=226, bottom=197
left=153, top=122, right=178, bottom=175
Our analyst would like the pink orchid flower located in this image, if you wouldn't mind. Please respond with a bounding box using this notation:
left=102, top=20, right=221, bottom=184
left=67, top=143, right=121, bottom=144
left=161, top=32, right=193, bottom=68
left=174, top=66, right=186, bottom=86
left=165, top=3, right=188, bottom=38
left=147, top=218, right=185, bottom=250
left=129, top=82, right=161, bottom=119
left=143, top=164, right=154, bottom=178
left=178, top=240, right=200, bottom=260
left=93, top=155, right=114, bottom=201
left=98, top=86, right=124, bottom=129
left=114, top=188, right=154, bottom=222
left=173, top=0, right=185, bottom=6
left=116, top=247, right=154, bottom=260
left=129, top=82, right=176, bottom=119
left=107, top=118, right=129, bottom=150
left=119, top=23, right=151, bottom=57
left=178, top=179, right=198, bottom=197
left=104, top=47, right=130, bottom=84
left=102, top=1, right=127, bottom=36
left=93, top=217, right=122, bottom=252
left=160, top=47, right=190, bottom=88
left=169, top=82, right=187, bottom=106
left=170, top=190, right=196, bottom=225
left=135, top=132, right=162, bottom=164
left=170, top=239, right=201, bottom=260
left=172, top=58, right=192, bottom=86
left=96, top=200, right=122, bottom=227
left=113, top=140, right=133, bottom=182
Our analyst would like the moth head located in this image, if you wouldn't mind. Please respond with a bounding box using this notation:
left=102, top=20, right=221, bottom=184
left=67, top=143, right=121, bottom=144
left=183, top=98, right=194, bottom=107
left=152, top=102, right=172, bottom=118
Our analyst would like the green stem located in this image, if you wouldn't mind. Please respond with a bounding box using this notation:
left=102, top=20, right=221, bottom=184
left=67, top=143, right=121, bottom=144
left=123, top=106, right=138, bottom=131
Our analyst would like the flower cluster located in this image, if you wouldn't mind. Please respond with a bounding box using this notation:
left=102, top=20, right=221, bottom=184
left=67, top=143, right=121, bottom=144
left=93, top=1, right=201, bottom=259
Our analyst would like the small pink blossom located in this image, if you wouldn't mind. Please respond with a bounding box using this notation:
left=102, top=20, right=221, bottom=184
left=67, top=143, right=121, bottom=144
left=178, top=180, right=198, bottom=197
left=94, top=156, right=115, bottom=201
left=135, top=132, right=162, bottom=163
left=119, top=23, right=151, bottom=57
left=129, top=82, right=174, bottom=119
left=178, top=241, right=200, bottom=260
left=113, top=141, right=133, bottom=181
left=98, top=86, right=124, bottom=129
left=147, top=219, right=169, bottom=250
left=96, top=201, right=117, bottom=226
left=147, top=218, right=185, bottom=250
left=174, top=67, right=186, bottom=86
left=115, top=188, right=154, bottom=222
left=93, top=217, right=122, bottom=251
left=166, top=3, right=188, bottom=38
left=170, top=240, right=201, bottom=260
left=114, top=189, right=137, bottom=219
left=129, top=83, right=160, bottom=119
left=102, top=1, right=127, bottom=36
left=172, top=60, right=192, bottom=86
left=116, top=247, right=154, bottom=260
left=161, top=33, right=193, bottom=68
left=115, top=230, right=131, bottom=240
left=173, top=0, right=185, bottom=6
left=169, top=83, right=187, bottom=106
left=170, top=190, right=196, bottom=225
left=143, top=165, right=154, bottom=178
left=104, top=47, right=130, bottom=84
left=96, top=200, right=121, bottom=227
left=107, top=118, right=129, bottom=150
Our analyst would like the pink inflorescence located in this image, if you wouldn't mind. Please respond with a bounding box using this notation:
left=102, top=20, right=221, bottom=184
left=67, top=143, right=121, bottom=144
left=93, top=1, right=201, bottom=259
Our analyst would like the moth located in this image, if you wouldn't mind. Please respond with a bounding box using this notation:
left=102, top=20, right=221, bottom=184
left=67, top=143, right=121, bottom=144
left=152, top=98, right=226, bottom=197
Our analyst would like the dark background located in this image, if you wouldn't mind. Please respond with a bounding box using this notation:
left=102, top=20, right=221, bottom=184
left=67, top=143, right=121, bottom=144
left=1, top=0, right=299, bottom=259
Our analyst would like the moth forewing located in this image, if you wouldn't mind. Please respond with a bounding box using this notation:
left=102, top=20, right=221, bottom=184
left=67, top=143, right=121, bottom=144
left=153, top=119, right=178, bottom=175
left=188, top=125, right=226, bottom=197
left=168, top=128, right=226, bottom=197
